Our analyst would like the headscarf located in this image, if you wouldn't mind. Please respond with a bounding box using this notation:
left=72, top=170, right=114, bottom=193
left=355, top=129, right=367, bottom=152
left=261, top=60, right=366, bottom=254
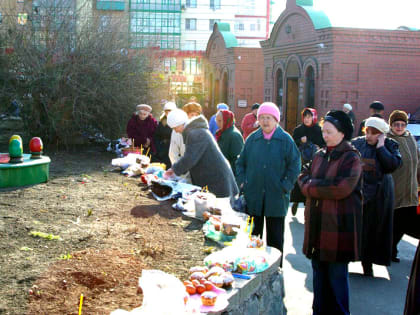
left=215, top=110, right=235, bottom=141
left=301, top=107, right=318, bottom=126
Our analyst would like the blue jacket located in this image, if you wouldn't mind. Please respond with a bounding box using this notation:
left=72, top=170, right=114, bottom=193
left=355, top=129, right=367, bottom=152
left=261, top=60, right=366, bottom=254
left=209, top=114, right=218, bottom=136
left=236, top=126, right=301, bottom=217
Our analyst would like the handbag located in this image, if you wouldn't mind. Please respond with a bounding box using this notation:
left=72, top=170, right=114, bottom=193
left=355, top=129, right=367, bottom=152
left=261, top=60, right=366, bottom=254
left=232, top=189, right=247, bottom=213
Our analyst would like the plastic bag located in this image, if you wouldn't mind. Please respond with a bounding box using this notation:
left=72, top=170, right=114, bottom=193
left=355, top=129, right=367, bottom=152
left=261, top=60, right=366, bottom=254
left=111, top=153, right=143, bottom=170
left=111, top=269, right=188, bottom=315
left=151, top=179, right=201, bottom=201
left=193, top=192, right=216, bottom=218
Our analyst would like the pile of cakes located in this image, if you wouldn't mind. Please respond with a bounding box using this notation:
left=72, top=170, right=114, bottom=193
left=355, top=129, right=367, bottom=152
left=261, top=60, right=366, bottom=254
left=183, top=266, right=235, bottom=306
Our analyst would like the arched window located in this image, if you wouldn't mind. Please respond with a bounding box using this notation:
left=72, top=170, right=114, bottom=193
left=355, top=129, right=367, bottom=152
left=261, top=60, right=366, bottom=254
left=305, top=66, right=315, bottom=107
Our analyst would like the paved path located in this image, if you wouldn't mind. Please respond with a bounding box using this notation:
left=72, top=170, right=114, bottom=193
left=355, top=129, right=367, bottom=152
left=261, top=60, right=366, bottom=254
left=283, top=204, right=418, bottom=315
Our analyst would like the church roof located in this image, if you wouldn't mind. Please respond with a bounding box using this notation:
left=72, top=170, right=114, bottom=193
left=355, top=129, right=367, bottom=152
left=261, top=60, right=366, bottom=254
left=215, top=23, right=238, bottom=48
left=297, top=0, right=419, bottom=31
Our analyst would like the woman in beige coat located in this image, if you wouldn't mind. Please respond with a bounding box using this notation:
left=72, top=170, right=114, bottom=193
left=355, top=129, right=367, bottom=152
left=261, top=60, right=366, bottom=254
left=387, top=110, right=420, bottom=262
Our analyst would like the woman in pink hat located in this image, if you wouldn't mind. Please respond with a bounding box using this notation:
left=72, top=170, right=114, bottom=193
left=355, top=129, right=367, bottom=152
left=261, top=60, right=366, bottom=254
left=236, top=102, right=301, bottom=265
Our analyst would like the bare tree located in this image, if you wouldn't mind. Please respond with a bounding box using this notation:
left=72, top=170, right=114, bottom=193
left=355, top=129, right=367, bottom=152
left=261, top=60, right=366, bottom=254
left=0, top=0, right=166, bottom=146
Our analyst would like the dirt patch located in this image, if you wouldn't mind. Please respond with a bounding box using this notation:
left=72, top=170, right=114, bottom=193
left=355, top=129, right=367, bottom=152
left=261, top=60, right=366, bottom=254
left=0, top=148, right=216, bottom=315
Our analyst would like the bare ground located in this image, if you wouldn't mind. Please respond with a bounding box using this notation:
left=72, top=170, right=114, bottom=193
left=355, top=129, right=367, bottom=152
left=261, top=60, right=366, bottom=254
left=0, top=148, right=214, bottom=315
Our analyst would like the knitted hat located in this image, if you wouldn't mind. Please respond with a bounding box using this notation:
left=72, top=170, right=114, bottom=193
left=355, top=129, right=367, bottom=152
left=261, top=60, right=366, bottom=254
left=163, top=101, right=177, bottom=111
left=324, top=110, right=354, bottom=141
left=365, top=117, right=389, bottom=134
left=369, top=101, right=384, bottom=111
left=167, top=109, right=189, bottom=128
left=257, top=102, right=280, bottom=122
left=251, top=103, right=260, bottom=110
left=389, top=110, right=408, bottom=125
left=183, top=102, right=202, bottom=114
left=136, top=104, right=152, bottom=113
left=343, top=103, right=352, bottom=111
left=217, top=103, right=229, bottom=110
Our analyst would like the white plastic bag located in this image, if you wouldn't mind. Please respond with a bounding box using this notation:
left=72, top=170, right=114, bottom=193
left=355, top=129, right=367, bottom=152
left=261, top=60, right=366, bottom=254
left=111, top=270, right=188, bottom=315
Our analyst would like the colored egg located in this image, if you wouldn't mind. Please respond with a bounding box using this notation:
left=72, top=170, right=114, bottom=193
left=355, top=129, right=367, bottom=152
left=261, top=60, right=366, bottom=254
left=9, top=139, right=23, bottom=158
left=9, top=135, right=22, bottom=144
left=29, top=137, right=43, bottom=153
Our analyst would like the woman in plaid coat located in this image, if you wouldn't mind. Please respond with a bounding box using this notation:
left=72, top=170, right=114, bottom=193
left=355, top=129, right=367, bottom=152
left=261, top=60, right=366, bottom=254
left=298, top=110, right=362, bottom=315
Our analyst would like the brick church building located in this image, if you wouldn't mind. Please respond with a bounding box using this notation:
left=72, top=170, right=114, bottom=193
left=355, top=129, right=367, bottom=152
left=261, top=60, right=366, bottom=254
left=261, top=0, right=420, bottom=133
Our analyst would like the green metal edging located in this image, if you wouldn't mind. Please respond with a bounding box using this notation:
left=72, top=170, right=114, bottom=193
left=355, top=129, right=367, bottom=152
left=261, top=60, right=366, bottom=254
left=0, top=154, right=50, bottom=188
left=299, top=5, right=331, bottom=30
left=97, top=1, right=125, bottom=11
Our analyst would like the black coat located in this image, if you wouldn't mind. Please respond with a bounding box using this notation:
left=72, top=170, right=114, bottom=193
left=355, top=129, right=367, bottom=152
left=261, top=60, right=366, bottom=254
left=352, top=137, right=402, bottom=265
left=405, top=241, right=420, bottom=315
left=292, top=123, right=325, bottom=148
left=154, top=117, right=172, bottom=168
left=290, top=123, right=325, bottom=203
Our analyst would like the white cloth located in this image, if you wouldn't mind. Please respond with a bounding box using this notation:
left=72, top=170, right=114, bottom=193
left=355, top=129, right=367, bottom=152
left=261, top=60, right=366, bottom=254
left=365, top=117, right=389, bottom=134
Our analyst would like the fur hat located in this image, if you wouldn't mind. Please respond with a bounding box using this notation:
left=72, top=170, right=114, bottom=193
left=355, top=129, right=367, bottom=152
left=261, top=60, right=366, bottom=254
left=365, top=117, right=389, bottom=134
left=217, top=103, right=229, bottom=110
left=167, top=109, right=188, bottom=128
left=369, top=101, right=384, bottom=111
left=343, top=103, right=352, bottom=111
left=183, top=102, right=202, bottom=114
left=389, top=110, right=408, bottom=125
left=324, top=110, right=354, bottom=141
left=163, top=102, right=177, bottom=111
left=136, top=104, right=152, bottom=113
left=257, top=102, right=280, bottom=122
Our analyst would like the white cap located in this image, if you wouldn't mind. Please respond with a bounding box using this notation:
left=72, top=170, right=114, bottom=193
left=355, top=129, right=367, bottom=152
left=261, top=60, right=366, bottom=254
left=163, top=102, right=177, bottom=111
left=365, top=117, right=389, bottom=134
left=343, top=103, right=352, bottom=111
left=167, top=109, right=188, bottom=128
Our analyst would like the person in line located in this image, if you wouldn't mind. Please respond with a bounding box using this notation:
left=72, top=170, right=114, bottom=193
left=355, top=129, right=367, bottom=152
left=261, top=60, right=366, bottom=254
left=154, top=101, right=177, bottom=168
left=404, top=241, right=420, bottom=315
left=240, top=103, right=260, bottom=140
left=298, top=110, right=362, bottom=315
left=236, top=102, right=301, bottom=265
left=358, top=101, right=385, bottom=136
left=290, top=107, right=325, bottom=216
left=387, top=110, right=420, bottom=262
left=126, top=104, right=158, bottom=154
left=209, top=103, right=229, bottom=136
left=342, top=103, right=356, bottom=125
left=215, top=109, right=244, bottom=175
left=352, top=117, right=402, bottom=276
left=164, top=109, right=238, bottom=199
left=202, top=99, right=213, bottom=121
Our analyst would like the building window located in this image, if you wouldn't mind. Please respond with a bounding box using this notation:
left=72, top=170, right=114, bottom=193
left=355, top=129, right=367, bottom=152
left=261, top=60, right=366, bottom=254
left=250, top=24, right=255, bottom=31
left=186, top=0, right=197, bottom=8
left=184, top=40, right=196, bottom=50
left=0, top=12, right=2, bottom=25
left=305, top=66, right=315, bottom=108
left=210, top=0, right=221, bottom=10
left=185, top=18, right=196, bottom=30
left=209, top=19, right=220, bottom=31
left=239, top=23, right=244, bottom=31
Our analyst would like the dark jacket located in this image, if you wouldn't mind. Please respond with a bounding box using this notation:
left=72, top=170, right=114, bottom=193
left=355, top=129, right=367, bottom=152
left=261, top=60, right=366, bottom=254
left=292, top=123, right=325, bottom=148
left=298, top=140, right=363, bottom=262
left=172, top=115, right=239, bottom=198
left=236, top=126, right=301, bottom=217
left=154, top=116, right=172, bottom=167
left=352, top=137, right=402, bottom=266
left=405, top=241, right=420, bottom=315
left=126, top=114, right=158, bottom=153
left=217, top=125, right=244, bottom=176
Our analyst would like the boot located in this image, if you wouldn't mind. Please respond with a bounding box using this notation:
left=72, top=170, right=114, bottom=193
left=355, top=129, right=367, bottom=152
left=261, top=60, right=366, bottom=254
left=291, top=202, right=298, bottom=216
left=362, top=262, right=373, bottom=277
